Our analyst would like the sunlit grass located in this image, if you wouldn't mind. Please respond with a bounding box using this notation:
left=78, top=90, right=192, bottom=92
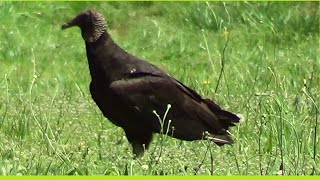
left=0, top=1, right=319, bottom=175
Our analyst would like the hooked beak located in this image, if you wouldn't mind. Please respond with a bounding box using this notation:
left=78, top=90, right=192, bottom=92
left=61, top=19, right=76, bottom=30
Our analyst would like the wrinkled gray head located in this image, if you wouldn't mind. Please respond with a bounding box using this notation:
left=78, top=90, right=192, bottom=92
left=62, top=9, right=106, bottom=43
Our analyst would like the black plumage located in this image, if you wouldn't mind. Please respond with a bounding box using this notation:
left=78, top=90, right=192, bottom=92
left=62, top=9, right=240, bottom=157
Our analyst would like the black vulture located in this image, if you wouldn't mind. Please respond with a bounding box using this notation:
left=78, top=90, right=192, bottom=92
left=61, top=9, right=240, bottom=157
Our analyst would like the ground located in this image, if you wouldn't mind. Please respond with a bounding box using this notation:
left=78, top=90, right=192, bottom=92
left=0, top=1, right=319, bottom=175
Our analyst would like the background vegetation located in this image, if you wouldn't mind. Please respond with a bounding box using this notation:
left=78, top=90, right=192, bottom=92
left=0, top=1, right=319, bottom=175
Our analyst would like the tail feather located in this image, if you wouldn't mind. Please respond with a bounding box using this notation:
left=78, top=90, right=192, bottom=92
left=207, top=133, right=234, bottom=146
left=202, top=98, right=240, bottom=146
left=204, top=99, right=240, bottom=129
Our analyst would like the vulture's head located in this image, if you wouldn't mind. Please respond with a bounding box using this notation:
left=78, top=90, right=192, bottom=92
left=62, top=9, right=106, bottom=42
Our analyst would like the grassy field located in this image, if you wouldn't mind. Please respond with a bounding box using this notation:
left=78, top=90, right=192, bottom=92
left=0, top=1, right=319, bottom=175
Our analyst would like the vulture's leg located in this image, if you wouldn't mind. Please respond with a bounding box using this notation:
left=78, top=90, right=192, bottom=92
left=124, top=128, right=153, bottom=157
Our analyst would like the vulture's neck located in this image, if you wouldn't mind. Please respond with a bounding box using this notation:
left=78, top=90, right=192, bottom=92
left=85, top=31, right=129, bottom=82
left=86, top=31, right=127, bottom=60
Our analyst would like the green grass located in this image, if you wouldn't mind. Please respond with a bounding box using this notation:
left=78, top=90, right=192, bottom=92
left=0, top=1, right=319, bottom=175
